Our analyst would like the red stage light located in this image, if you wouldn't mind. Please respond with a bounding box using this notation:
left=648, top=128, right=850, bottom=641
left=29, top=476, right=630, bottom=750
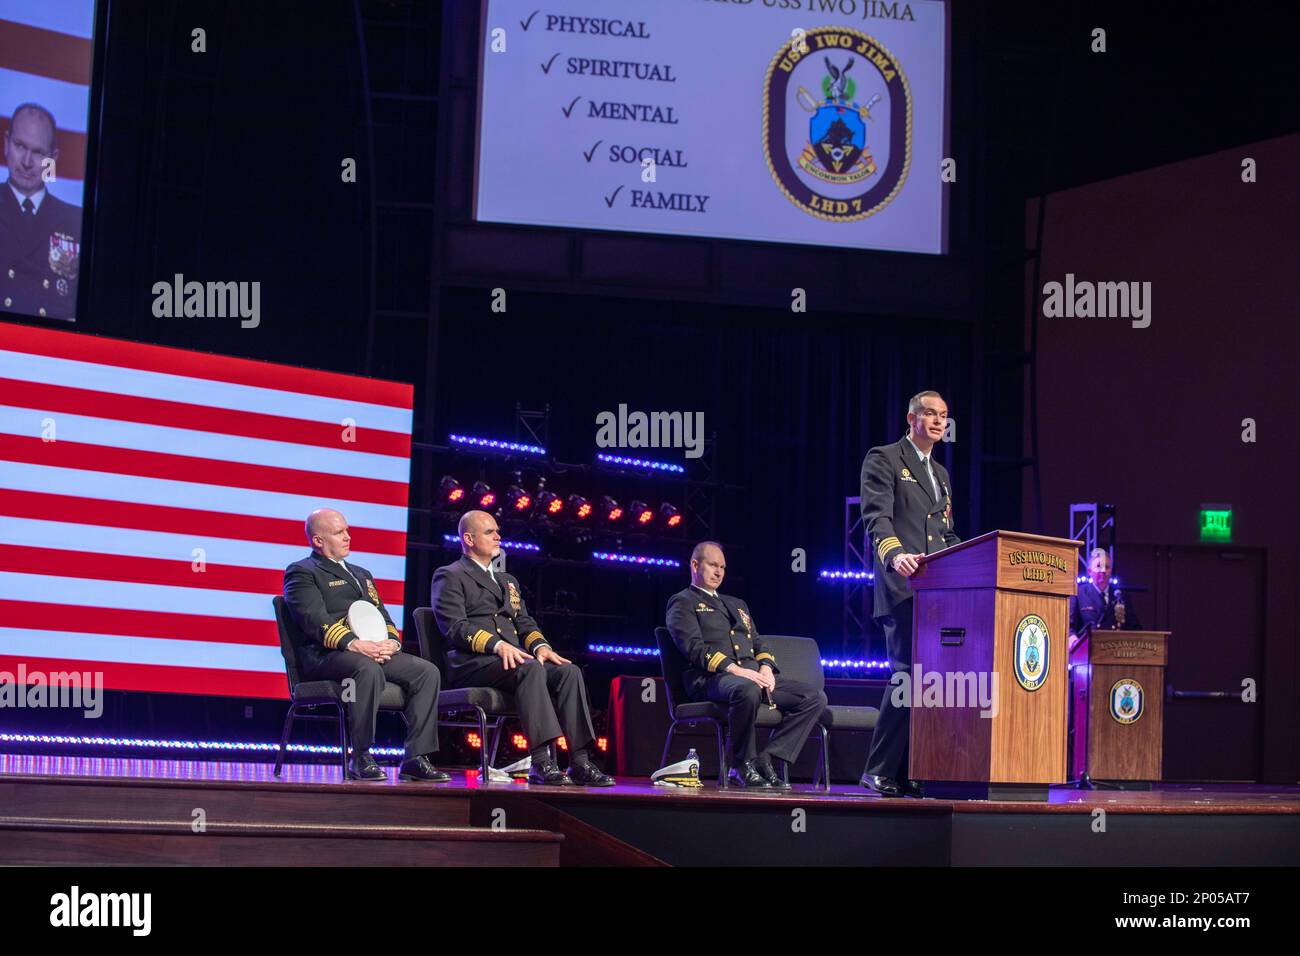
left=577, top=503, right=592, bottom=518
left=440, top=475, right=465, bottom=505
left=473, top=481, right=495, bottom=508
left=568, top=494, right=592, bottom=519
left=597, top=737, right=608, bottom=752
left=631, top=500, right=653, bottom=525
left=556, top=736, right=568, bottom=751
left=512, top=733, right=529, bottom=750
left=599, top=496, right=623, bottom=522
left=547, top=496, right=563, bottom=514
left=466, top=732, right=482, bottom=749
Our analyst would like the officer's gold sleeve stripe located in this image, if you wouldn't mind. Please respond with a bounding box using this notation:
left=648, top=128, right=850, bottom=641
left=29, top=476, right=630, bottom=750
left=755, top=652, right=775, bottom=664
left=469, top=629, right=494, bottom=654
left=877, top=536, right=902, bottom=561
left=386, top=624, right=400, bottom=638
left=707, top=652, right=727, bottom=673
left=323, top=619, right=352, bottom=650
left=523, top=631, right=547, bottom=651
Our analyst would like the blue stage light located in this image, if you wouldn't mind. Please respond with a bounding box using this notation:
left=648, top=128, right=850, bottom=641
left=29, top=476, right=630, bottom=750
left=595, top=452, right=685, bottom=474
left=587, top=643, right=661, bottom=657
left=441, top=534, right=541, bottom=553
left=0, top=732, right=404, bottom=757
left=450, top=433, right=547, bottom=456
left=819, top=659, right=893, bottom=670
left=592, top=551, right=680, bottom=568
left=818, top=569, right=874, bottom=581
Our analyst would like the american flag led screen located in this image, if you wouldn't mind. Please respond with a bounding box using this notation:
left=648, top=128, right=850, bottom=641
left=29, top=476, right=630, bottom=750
left=0, top=321, right=414, bottom=699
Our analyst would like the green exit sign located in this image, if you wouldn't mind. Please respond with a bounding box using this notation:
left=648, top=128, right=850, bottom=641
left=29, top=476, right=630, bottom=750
left=1199, top=505, right=1232, bottom=543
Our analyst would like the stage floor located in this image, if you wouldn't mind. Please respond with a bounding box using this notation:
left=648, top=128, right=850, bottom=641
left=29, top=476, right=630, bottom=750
left=3, top=752, right=1297, bottom=811
left=3, top=754, right=1297, bottom=866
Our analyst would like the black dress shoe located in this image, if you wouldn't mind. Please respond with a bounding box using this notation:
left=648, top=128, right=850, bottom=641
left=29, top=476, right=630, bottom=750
left=568, top=762, right=616, bottom=787
left=901, top=779, right=925, bottom=798
left=348, top=752, right=386, bottom=781
left=728, top=760, right=771, bottom=788
left=755, top=757, right=792, bottom=790
left=527, top=759, right=572, bottom=786
left=860, top=773, right=903, bottom=797
left=398, top=755, right=452, bottom=782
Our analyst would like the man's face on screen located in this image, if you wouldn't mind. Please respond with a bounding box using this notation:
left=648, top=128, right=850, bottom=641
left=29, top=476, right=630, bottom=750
left=4, top=111, right=57, bottom=195
left=314, top=513, right=351, bottom=561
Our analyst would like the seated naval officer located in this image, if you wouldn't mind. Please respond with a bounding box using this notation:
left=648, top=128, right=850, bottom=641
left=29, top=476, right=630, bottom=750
left=1069, top=548, right=1141, bottom=649
left=665, top=541, right=827, bottom=788
left=0, top=103, right=82, bottom=320
left=283, top=508, right=450, bottom=782
left=430, top=509, right=614, bottom=787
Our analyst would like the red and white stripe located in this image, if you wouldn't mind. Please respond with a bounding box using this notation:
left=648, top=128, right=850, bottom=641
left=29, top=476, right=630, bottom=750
left=0, top=321, right=414, bottom=699
left=0, top=1, right=95, bottom=207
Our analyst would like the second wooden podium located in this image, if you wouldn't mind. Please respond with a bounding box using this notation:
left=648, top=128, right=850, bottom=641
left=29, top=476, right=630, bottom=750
left=908, top=530, right=1081, bottom=800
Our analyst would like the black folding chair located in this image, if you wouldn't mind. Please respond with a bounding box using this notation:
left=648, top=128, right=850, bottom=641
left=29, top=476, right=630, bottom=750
left=271, top=596, right=408, bottom=780
left=759, top=635, right=853, bottom=792
left=412, top=607, right=520, bottom=783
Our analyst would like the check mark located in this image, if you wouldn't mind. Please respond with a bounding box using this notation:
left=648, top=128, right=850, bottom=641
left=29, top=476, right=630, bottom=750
left=604, top=185, right=624, bottom=208
left=583, top=140, right=603, bottom=162
left=520, top=10, right=539, bottom=30
left=540, top=53, right=559, bottom=74
left=561, top=96, right=581, bottom=117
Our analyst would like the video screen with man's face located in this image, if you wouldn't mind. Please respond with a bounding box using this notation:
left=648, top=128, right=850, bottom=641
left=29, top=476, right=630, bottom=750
left=0, top=1, right=96, bottom=323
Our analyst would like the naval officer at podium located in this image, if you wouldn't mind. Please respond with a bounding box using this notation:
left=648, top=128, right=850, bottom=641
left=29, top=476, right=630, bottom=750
left=859, top=391, right=961, bottom=798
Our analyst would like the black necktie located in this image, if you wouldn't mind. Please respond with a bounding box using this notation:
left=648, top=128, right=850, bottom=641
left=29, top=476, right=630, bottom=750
left=21, top=198, right=34, bottom=217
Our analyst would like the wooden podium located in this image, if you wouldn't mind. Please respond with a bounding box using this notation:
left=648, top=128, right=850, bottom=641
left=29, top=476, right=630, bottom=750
left=1069, top=629, right=1170, bottom=786
left=908, top=530, right=1081, bottom=800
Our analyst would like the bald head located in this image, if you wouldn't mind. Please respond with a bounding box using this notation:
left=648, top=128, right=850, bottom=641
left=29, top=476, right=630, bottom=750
left=690, top=540, right=726, bottom=591
left=459, top=509, right=501, bottom=563
left=306, top=508, right=350, bottom=561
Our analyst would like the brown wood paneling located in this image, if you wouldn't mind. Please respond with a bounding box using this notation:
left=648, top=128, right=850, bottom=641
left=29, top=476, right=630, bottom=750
left=990, top=591, right=1069, bottom=783
left=1089, top=664, right=1164, bottom=780
left=909, top=589, right=995, bottom=780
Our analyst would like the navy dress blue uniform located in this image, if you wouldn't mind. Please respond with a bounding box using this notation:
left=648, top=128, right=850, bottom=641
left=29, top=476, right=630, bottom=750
left=430, top=555, right=597, bottom=753
left=861, top=435, right=961, bottom=783
left=1070, top=580, right=1141, bottom=635
left=0, top=184, right=80, bottom=320
left=666, top=585, right=826, bottom=768
left=282, top=551, right=441, bottom=758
